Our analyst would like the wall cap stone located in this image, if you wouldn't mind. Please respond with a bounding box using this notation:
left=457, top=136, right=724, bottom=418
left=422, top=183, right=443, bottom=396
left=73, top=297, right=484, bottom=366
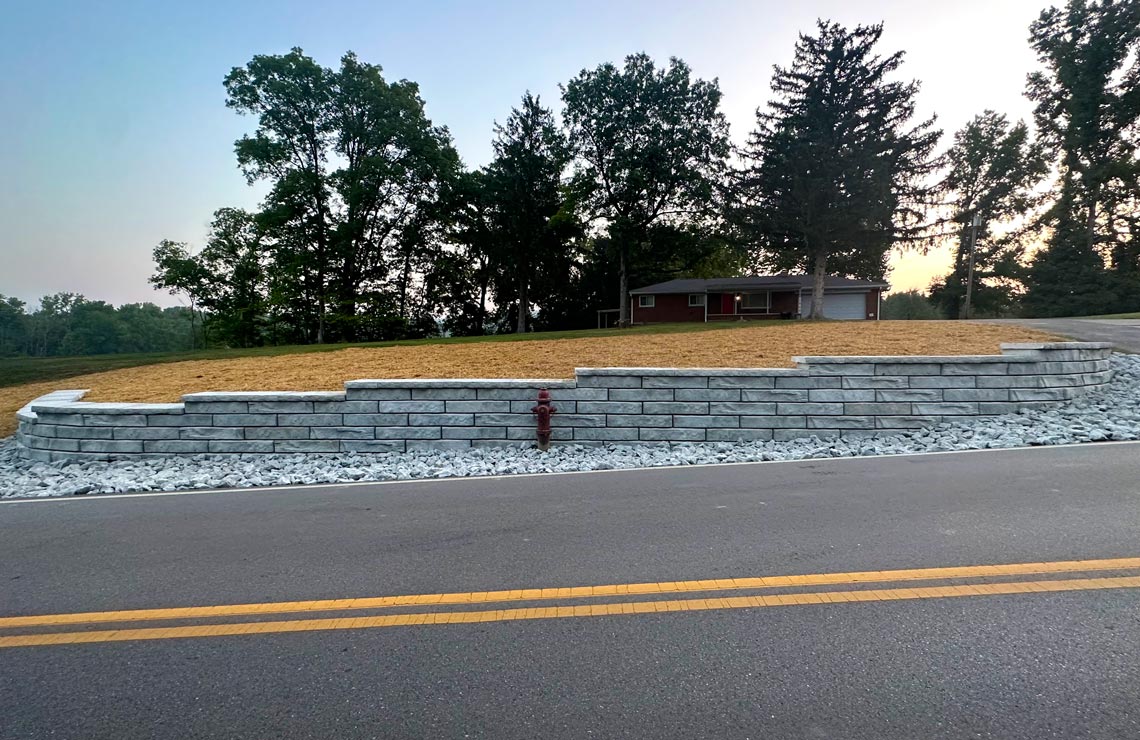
left=1000, top=342, right=1114, bottom=350
left=794, top=354, right=1037, bottom=365
left=346, top=378, right=576, bottom=389
left=183, top=391, right=346, bottom=402
left=30, top=401, right=185, bottom=415
left=576, top=367, right=801, bottom=376
left=17, top=389, right=87, bottom=422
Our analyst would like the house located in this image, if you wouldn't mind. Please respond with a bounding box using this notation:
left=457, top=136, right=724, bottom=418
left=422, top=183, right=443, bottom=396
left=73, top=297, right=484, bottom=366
left=628, top=275, right=888, bottom=323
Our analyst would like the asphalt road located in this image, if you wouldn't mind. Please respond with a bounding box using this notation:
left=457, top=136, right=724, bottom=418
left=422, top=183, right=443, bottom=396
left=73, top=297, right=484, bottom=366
left=3, top=443, right=1140, bottom=739
left=978, top=317, right=1140, bottom=352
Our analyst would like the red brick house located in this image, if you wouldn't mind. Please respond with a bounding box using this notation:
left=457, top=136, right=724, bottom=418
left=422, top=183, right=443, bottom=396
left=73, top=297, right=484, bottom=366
left=628, top=275, right=887, bottom=323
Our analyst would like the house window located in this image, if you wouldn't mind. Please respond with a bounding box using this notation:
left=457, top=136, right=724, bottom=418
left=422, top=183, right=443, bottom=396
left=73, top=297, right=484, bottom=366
left=638, top=295, right=655, bottom=308
left=688, top=294, right=706, bottom=307
left=741, top=292, right=770, bottom=311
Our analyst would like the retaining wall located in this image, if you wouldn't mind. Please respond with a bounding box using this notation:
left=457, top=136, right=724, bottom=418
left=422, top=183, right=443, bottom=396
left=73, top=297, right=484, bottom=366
left=13, top=342, right=1113, bottom=462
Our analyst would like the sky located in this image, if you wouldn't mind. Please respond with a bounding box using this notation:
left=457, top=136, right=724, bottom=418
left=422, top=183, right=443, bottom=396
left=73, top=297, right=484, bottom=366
left=0, top=0, right=1046, bottom=309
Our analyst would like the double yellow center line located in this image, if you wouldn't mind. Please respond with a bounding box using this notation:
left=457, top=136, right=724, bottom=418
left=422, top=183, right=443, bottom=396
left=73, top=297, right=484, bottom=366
left=3, top=557, right=1139, bottom=649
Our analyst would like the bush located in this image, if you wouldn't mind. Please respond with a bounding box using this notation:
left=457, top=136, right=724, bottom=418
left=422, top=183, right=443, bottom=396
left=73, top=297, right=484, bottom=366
left=881, top=290, right=941, bottom=320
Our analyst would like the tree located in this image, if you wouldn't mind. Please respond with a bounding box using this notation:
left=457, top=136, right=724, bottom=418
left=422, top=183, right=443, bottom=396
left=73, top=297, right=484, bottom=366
left=881, top=290, right=940, bottom=319
left=223, top=48, right=460, bottom=342
left=484, top=93, right=575, bottom=333
left=115, top=303, right=193, bottom=353
left=443, top=169, right=497, bottom=335
left=0, top=296, right=27, bottom=356
left=195, top=208, right=268, bottom=347
left=562, top=53, right=730, bottom=325
left=1024, top=0, right=1140, bottom=316
left=732, top=20, right=942, bottom=319
left=24, top=293, right=82, bottom=356
left=61, top=301, right=124, bottom=356
left=150, top=240, right=209, bottom=349
left=935, top=111, right=1048, bottom=318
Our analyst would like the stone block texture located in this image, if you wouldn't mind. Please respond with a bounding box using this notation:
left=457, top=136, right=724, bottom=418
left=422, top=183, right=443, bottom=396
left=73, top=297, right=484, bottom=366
left=14, top=343, right=1113, bottom=460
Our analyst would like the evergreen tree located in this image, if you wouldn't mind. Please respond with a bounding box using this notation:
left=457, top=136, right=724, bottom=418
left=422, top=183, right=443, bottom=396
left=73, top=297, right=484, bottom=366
left=1024, top=0, right=1140, bottom=316
left=732, top=20, right=942, bottom=319
left=484, top=93, right=576, bottom=333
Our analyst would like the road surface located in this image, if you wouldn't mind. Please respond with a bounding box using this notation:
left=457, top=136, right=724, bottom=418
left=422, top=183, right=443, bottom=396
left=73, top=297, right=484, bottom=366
left=979, top=317, right=1140, bottom=352
left=3, top=443, right=1140, bottom=739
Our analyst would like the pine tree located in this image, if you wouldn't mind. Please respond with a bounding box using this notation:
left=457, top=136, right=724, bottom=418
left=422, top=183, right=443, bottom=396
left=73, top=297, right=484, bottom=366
left=732, top=21, right=942, bottom=318
left=484, top=93, right=575, bottom=333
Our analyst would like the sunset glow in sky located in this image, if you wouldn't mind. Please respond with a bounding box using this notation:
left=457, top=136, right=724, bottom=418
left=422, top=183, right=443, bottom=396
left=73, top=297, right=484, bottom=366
left=0, top=0, right=1045, bottom=307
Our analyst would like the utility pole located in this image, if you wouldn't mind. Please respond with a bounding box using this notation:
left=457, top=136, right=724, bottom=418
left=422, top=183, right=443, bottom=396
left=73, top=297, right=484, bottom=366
left=963, top=213, right=982, bottom=320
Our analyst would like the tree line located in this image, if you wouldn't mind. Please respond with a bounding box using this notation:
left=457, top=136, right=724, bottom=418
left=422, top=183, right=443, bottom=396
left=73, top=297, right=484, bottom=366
left=139, top=0, right=1137, bottom=346
left=0, top=294, right=193, bottom=358
left=7, top=0, right=1133, bottom=359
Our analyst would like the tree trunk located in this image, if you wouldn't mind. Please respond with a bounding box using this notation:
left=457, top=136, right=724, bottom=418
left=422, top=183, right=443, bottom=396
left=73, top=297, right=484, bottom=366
left=340, top=248, right=358, bottom=342
left=810, top=252, right=827, bottom=320
left=316, top=289, right=325, bottom=344
left=188, top=299, right=197, bottom=350
left=516, top=275, right=528, bottom=334
left=1086, top=198, right=1098, bottom=255
left=398, top=252, right=412, bottom=326
left=618, top=248, right=630, bottom=327
left=478, top=277, right=488, bottom=334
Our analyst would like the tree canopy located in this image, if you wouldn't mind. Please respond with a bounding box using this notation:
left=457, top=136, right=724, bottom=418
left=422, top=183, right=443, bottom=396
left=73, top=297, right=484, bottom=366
left=482, top=93, right=577, bottom=333
left=930, top=112, right=1049, bottom=318
left=23, top=7, right=1088, bottom=350
left=731, top=20, right=942, bottom=319
left=0, top=294, right=193, bottom=357
left=562, top=53, right=731, bottom=324
left=1023, top=0, right=1140, bottom=316
left=221, top=48, right=461, bottom=342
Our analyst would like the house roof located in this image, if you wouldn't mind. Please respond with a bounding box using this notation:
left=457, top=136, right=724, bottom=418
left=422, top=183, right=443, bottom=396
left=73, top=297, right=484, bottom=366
left=630, top=275, right=889, bottom=295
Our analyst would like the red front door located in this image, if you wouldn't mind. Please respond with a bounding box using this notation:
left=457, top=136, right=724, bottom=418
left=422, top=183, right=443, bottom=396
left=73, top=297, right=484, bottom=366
left=721, top=293, right=735, bottom=315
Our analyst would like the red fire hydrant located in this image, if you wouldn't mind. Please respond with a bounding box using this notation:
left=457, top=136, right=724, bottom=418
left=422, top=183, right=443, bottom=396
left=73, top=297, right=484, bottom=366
left=531, top=389, right=557, bottom=451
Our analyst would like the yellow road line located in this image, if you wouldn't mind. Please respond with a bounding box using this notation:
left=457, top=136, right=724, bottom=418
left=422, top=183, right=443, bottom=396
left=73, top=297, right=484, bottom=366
left=4, top=556, right=1139, bottom=629
left=3, top=575, right=1138, bottom=649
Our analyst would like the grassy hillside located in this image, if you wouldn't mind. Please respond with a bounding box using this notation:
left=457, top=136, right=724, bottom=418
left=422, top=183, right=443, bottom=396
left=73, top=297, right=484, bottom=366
left=0, top=322, right=771, bottom=389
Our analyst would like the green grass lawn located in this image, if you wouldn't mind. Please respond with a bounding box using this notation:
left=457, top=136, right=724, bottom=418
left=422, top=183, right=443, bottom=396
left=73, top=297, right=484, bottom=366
left=1078, top=312, right=1140, bottom=320
left=0, top=321, right=782, bottom=389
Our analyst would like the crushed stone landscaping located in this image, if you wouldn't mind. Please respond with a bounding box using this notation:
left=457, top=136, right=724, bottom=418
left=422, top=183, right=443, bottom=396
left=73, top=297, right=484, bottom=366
left=1, top=354, right=1137, bottom=499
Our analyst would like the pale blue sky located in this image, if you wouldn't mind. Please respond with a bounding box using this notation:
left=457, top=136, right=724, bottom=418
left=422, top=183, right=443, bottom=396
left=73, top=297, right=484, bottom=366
left=0, top=0, right=1044, bottom=307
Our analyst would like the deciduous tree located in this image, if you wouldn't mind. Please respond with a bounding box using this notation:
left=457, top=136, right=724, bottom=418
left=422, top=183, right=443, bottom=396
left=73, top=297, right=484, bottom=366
left=1024, top=0, right=1140, bottom=315
left=562, top=53, right=730, bottom=324
left=223, top=49, right=460, bottom=341
left=933, top=111, right=1048, bottom=318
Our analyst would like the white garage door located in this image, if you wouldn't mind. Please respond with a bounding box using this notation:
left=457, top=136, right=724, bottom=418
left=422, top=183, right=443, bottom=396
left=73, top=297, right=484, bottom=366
left=802, top=292, right=868, bottom=320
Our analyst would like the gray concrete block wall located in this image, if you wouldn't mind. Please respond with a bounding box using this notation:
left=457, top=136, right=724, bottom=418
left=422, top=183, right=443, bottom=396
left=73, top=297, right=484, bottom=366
left=13, top=342, right=1114, bottom=462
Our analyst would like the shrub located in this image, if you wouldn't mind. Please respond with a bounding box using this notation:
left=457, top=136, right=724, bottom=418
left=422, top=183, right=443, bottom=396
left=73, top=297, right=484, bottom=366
left=881, top=290, right=941, bottom=320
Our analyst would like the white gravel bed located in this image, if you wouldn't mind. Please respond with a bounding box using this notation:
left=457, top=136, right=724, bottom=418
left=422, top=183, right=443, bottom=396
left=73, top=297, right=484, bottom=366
left=2, top=354, right=1138, bottom=498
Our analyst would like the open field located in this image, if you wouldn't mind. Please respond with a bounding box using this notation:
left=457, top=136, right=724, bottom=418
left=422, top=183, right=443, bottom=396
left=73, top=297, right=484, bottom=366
left=0, top=321, right=1058, bottom=438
